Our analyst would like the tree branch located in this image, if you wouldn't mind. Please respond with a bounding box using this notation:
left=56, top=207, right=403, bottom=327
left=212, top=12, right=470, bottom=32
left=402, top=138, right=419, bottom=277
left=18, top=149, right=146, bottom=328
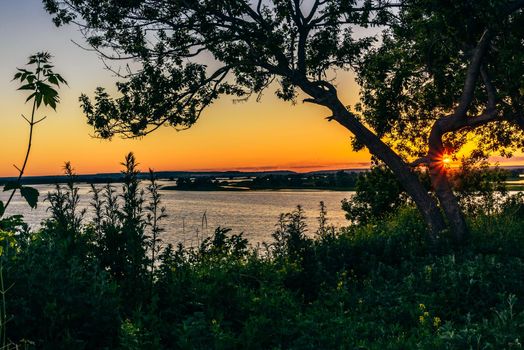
left=454, top=30, right=491, bottom=118
left=409, top=157, right=430, bottom=167
left=480, top=65, right=497, bottom=110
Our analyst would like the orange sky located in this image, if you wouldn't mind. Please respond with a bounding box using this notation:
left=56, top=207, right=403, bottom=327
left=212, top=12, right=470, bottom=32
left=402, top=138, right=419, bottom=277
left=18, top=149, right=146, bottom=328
left=0, top=1, right=371, bottom=177
left=1, top=1, right=521, bottom=177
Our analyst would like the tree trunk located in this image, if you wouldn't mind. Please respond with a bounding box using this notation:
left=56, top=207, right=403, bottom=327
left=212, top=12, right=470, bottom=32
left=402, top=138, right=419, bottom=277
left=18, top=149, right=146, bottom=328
left=428, top=124, right=469, bottom=243
left=323, top=95, right=447, bottom=243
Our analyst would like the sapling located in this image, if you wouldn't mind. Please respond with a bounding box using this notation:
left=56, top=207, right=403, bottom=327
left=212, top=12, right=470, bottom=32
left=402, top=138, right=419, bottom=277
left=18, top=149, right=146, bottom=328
left=0, top=52, right=67, bottom=218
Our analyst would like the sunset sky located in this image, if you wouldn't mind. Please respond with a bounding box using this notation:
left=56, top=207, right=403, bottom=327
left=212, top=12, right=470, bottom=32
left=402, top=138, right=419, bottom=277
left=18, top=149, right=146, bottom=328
left=0, top=0, right=373, bottom=177
left=0, top=1, right=521, bottom=177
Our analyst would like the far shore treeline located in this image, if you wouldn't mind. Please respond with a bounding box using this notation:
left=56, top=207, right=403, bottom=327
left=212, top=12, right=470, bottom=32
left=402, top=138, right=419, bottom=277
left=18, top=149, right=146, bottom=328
left=2, top=167, right=523, bottom=191
left=0, top=169, right=367, bottom=188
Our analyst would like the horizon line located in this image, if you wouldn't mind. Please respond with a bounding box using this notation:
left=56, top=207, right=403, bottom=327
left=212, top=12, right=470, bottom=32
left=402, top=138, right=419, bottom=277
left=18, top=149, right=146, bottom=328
left=2, top=159, right=524, bottom=179
left=0, top=166, right=373, bottom=179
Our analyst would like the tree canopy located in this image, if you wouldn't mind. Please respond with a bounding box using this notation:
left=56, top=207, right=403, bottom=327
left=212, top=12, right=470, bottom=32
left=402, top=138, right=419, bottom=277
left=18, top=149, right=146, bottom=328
left=44, top=0, right=386, bottom=138
left=42, top=0, right=524, bottom=242
left=357, top=0, right=524, bottom=160
left=356, top=0, right=524, bottom=240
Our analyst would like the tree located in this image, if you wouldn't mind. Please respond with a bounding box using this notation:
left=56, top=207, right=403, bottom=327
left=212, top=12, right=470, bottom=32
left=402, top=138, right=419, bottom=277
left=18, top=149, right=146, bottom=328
left=41, top=0, right=522, bottom=242
left=357, top=0, right=524, bottom=241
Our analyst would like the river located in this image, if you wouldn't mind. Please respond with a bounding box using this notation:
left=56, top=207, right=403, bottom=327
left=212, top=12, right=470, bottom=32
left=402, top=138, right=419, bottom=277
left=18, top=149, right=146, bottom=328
left=0, top=181, right=353, bottom=246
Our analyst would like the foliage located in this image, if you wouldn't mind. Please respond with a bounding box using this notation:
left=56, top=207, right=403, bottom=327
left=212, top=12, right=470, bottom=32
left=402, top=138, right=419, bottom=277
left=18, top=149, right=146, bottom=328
left=356, top=0, right=524, bottom=159
left=5, top=164, right=119, bottom=349
left=450, top=157, right=509, bottom=216
left=0, top=52, right=67, bottom=350
left=342, top=165, right=409, bottom=224
left=13, top=52, right=66, bottom=110
left=352, top=0, right=524, bottom=241
left=343, top=161, right=511, bottom=225
left=251, top=171, right=358, bottom=190
left=40, top=0, right=524, bottom=242
left=42, top=0, right=386, bottom=138
left=1, top=153, right=524, bottom=348
left=0, top=154, right=169, bottom=348
left=169, top=172, right=359, bottom=191
left=1, top=52, right=67, bottom=218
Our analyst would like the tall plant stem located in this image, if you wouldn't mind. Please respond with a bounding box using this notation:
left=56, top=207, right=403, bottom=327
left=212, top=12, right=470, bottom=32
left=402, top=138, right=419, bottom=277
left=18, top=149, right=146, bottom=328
left=3, top=91, right=39, bottom=213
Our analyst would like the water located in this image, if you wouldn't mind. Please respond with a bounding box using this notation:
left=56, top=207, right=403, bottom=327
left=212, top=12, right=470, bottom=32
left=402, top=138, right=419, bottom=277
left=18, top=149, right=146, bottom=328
left=0, top=182, right=353, bottom=245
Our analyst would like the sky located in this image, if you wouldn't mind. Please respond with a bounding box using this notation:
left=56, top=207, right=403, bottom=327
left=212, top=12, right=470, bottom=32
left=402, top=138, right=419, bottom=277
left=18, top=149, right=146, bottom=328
left=0, top=0, right=373, bottom=177
left=1, top=1, right=521, bottom=177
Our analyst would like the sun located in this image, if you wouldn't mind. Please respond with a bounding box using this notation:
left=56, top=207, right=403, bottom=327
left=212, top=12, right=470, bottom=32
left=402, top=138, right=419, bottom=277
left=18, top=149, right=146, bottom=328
left=442, top=156, right=452, bottom=164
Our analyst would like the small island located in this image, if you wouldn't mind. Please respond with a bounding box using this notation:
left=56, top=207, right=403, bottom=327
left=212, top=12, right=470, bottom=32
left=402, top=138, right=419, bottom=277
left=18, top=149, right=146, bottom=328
left=161, top=171, right=362, bottom=191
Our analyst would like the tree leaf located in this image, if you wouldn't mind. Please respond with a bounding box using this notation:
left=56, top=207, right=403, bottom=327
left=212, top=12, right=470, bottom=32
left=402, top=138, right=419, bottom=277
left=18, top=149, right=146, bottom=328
left=25, top=92, right=36, bottom=103
left=36, top=94, right=42, bottom=108
left=48, top=98, right=57, bottom=110
left=48, top=75, right=59, bottom=86
left=3, top=182, right=21, bottom=191
left=18, top=83, right=36, bottom=91
left=56, top=74, right=68, bottom=85
left=20, top=186, right=39, bottom=209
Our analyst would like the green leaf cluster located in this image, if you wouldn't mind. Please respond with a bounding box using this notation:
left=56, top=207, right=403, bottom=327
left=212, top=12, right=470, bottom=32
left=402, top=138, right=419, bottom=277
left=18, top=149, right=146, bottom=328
left=13, top=52, right=67, bottom=110
left=1, top=183, right=39, bottom=210
left=1, top=52, right=66, bottom=219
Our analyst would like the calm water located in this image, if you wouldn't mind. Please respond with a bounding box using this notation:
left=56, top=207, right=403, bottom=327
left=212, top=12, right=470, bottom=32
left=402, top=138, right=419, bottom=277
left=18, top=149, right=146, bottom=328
left=0, top=182, right=353, bottom=245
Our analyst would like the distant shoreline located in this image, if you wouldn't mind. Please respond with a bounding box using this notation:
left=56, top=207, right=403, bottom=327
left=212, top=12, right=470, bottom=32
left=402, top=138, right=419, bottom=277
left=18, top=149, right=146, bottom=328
left=1, top=167, right=522, bottom=191
left=0, top=168, right=368, bottom=186
left=160, top=185, right=356, bottom=192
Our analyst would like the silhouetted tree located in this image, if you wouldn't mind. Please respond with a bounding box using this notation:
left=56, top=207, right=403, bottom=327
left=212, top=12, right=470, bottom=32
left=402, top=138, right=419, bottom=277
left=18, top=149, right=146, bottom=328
left=41, top=0, right=524, bottom=242
left=357, top=0, right=524, bottom=241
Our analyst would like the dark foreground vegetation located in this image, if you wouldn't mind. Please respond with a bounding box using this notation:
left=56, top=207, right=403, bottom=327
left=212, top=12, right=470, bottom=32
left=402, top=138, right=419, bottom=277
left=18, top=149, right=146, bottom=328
left=0, top=155, right=523, bottom=349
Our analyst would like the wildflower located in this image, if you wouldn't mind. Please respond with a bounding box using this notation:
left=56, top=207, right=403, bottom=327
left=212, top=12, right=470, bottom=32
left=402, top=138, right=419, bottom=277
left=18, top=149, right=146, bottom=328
left=424, top=265, right=432, bottom=280
left=419, top=303, right=426, bottom=311
left=419, top=315, right=426, bottom=324
left=433, top=316, right=441, bottom=328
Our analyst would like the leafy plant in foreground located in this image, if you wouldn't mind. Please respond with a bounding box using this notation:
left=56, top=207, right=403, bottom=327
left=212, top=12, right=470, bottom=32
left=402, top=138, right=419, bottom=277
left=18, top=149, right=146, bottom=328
left=1, top=52, right=67, bottom=218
